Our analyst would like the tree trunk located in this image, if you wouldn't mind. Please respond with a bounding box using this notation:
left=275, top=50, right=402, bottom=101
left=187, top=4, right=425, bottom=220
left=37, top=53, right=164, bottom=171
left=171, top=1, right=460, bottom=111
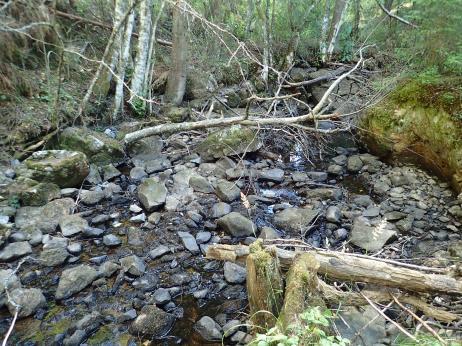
left=165, top=0, right=188, bottom=106
left=319, top=0, right=332, bottom=63
left=245, top=0, right=255, bottom=36
left=326, top=0, right=350, bottom=61
left=130, top=0, right=153, bottom=108
left=113, top=0, right=136, bottom=119
left=351, top=0, right=360, bottom=41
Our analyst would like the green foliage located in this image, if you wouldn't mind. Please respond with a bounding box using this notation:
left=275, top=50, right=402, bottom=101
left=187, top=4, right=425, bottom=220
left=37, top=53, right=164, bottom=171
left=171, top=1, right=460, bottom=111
left=250, top=307, right=350, bottom=346
left=395, top=333, right=462, bottom=346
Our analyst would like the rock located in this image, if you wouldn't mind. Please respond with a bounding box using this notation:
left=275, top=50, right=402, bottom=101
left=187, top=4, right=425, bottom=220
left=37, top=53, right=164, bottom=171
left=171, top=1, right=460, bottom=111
left=177, top=231, right=200, bottom=254
left=22, top=150, right=90, bottom=188
left=0, top=241, right=32, bottom=261
left=58, top=127, right=124, bottom=164
left=101, top=164, right=121, bottom=181
left=196, top=125, right=262, bottom=161
left=0, top=269, right=21, bottom=307
left=291, top=172, right=308, bottom=182
left=120, top=255, right=146, bottom=276
left=83, top=227, right=105, bottom=238
left=373, top=181, right=390, bottom=195
left=127, top=135, right=163, bottom=159
left=153, top=288, right=171, bottom=305
left=196, top=231, right=212, bottom=244
left=85, top=165, right=102, bottom=185
left=353, top=195, right=373, bottom=208
left=230, top=331, right=253, bottom=344
left=164, top=106, right=189, bottom=123
left=333, top=228, right=348, bottom=240
left=327, top=164, right=343, bottom=175
left=19, top=182, right=61, bottom=206
left=130, top=166, right=148, bottom=181
left=98, top=261, right=120, bottom=278
left=39, top=246, right=69, bottom=266
left=347, top=155, right=363, bottom=172
left=350, top=217, right=397, bottom=252
left=142, top=157, right=172, bottom=174
left=189, top=175, right=214, bottom=193
left=59, top=215, right=88, bottom=237
left=56, top=265, right=98, bottom=300
left=273, top=208, right=320, bottom=233
left=138, top=178, right=167, bottom=212
left=193, top=288, right=209, bottom=299
left=332, top=154, right=347, bottom=165
left=363, top=207, right=380, bottom=217
left=6, top=288, right=46, bottom=318
left=215, top=180, right=240, bottom=202
left=67, top=242, right=82, bottom=254
left=259, top=168, right=284, bottom=183
left=103, top=234, right=121, bottom=247
left=91, top=214, right=110, bottom=224
left=307, top=171, right=328, bottom=182
left=194, top=316, right=222, bottom=341
left=80, top=189, right=105, bottom=205
left=326, top=206, right=341, bottom=223
left=259, top=226, right=279, bottom=240
left=130, top=213, right=146, bottom=223
left=222, top=320, right=240, bottom=337
left=149, top=245, right=171, bottom=259
left=217, top=212, right=256, bottom=237
left=303, top=188, right=342, bottom=201
left=210, top=202, right=232, bottom=218
left=63, top=329, right=86, bottom=346
left=383, top=211, right=407, bottom=221
left=129, top=305, right=175, bottom=337
left=224, top=262, right=246, bottom=283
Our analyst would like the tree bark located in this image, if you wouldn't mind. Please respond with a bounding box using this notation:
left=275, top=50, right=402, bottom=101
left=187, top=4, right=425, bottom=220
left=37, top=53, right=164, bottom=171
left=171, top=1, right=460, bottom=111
left=165, top=0, right=188, bottom=106
left=205, top=244, right=462, bottom=295
left=326, top=0, right=350, bottom=61
left=319, top=0, right=332, bottom=63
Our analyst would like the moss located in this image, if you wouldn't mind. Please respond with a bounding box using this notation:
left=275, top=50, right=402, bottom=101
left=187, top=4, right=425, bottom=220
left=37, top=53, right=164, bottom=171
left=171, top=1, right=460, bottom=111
left=87, top=325, right=113, bottom=345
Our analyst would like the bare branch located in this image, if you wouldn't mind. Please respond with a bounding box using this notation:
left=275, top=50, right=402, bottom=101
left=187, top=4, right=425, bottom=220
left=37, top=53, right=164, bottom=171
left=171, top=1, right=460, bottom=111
left=376, top=0, right=418, bottom=28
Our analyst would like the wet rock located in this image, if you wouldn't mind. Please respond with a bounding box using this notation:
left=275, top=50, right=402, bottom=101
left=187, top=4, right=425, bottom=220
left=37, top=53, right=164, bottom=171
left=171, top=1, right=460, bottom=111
left=0, top=241, right=32, bottom=261
left=0, top=269, right=21, bottom=307
left=80, top=189, right=105, bottom=205
left=259, top=168, right=284, bottom=183
left=19, top=182, right=61, bottom=206
left=190, top=175, right=214, bottom=193
left=102, top=164, right=121, bottom=181
left=23, top=150, right=89, bottom=188
left=130, top=213, right=146, bottom=223
left=6, top=288, right=46, bottom=318
left=58, top=127, right=124, bottom=164
left=217, top=212, right=256, bottom=237
left=138, top=178, right=167, bottom=211
left=303, top=188, right=342, bottom=201
left=350, top=217, right=397, bottom=252
left=194, top=316, right=223, bottom=341
left=307, top=171, right=328, bottom=182
left=103, top=234, right=121, bottom=247
left=353, top=195, right=373, bottom=208
left=63, top=329, right=87, bottom=346
left=39, top=246, right=69, bottom=266
left=149, top=245, right=171, bottom=259
left=224, top=262, right=246, bottom=284
left=326, top=206, right=341, bottom=223
left=56, top=265, right=98, bottom=300
left=196, top=125, right=262, bottom=161
left=153, top=288, right=171, bottom=305
left=259, top=226, right=279, bottom=240
left=15, top=198, right=75, bottom=233
left=210, top=202, right=232, bottom=218
left=129, top=305, right=175, bottom=337
left=120, top=255, right=146, bottom=276
left=383, top=211, right=407, bottom=221
left=223, top=319, right=240, bottom=337
left=347, top=155, right=363, bottom=172
left=273, top=208, right=320, bottom=233
left=215, top=180, right=241, bottom=202
left=177, top=231, right=200, bottom=255
left=98, top=261, right=120, bottom=278
left=327, top=164, right=343, bottom=175
left=130, top=167, right=148, bottom=181
left=83, top=226, right=105, bottom=238
left=59, top=215, right=88, bottom=237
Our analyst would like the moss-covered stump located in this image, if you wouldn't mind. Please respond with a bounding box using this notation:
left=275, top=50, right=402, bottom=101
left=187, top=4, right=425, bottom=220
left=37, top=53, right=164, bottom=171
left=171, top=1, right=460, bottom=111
left=57, top=127, right=124, bottom=165
left=361, top=76, right=462, bottom=191
left=196, top=125, right=262, bottom=161
left=246, top=240, right=284, bottom=331
left=23, top=150, right=89, bottom=188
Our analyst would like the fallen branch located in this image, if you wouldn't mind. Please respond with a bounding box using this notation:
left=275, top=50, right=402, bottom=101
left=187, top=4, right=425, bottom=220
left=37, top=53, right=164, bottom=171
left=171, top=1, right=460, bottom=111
left=375, top=0, right=418, bottom=28
left=206, top=244, right=462, bottom=295
left=282, top=67, right=347, bottom=88
left=50, top=8, right=172, bottom=46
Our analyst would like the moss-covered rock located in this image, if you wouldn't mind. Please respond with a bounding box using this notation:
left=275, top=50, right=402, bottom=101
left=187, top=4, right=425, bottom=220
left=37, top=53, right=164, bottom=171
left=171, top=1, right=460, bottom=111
left=196, top=125, right=262, bottom=161
left=23, top=150, right=89, bottom=188
left=361, top=76, right=462, bottom=191
left=162, top=106, right=189, bottom=123
left=19, top=182, right=61, bottom=206
left=57, top=127, right=124, bottom=165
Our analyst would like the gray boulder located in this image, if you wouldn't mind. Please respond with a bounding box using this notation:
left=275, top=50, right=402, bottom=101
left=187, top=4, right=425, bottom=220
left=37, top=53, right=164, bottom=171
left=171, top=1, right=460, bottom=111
left=217, top=212, right=256, bottom=237
left=189, top=175, right=214, bottom=193
left=0, top=241, right=32, bottom=261
left=215, top=180, right=240, bottom=202
left=326, top=206, right=342, bottom=223
left=56, top=265, right=98, bottom=299
left=194, top=316, right=223, bottom=341
left=6, top=288, right=46, bottom=318
left=129, top=305, right=175, bottom=337
left=224, top=262, right=246, bottom=283
left=138, top=178, right=167, bottom=211
left=259, top=168, right=284, bottom=183
left=120, top=255, right=146, bottom=276
left=59, top=215, right=88, bottom=237
left=347, top=155, right=363, bottom=172
left=350, top=217, right=397, bottom=252
left=0, top=269, right=21, bottom=307
left=210, top=202, right=232, bottom=218
left=273, top=208, right=320, bottom=233
left=39, top=245, right=69, bottom=266
left=177, top=231, right=200, bottom=255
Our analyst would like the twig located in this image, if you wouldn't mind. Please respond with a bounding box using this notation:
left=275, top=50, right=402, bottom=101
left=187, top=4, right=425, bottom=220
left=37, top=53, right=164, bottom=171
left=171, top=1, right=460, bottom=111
left=2, top=308, right=18, bottom=346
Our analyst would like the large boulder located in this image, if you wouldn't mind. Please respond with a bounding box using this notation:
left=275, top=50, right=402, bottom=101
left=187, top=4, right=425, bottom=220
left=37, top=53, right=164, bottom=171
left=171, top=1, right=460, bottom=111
left=217, top=212, right=256, bottom=237
left=0, top=241, right=32, bottom=261
left=6, top=288, right=46, bottom=318
left=138, top=178, right=167, bottom=212
left=23, top=150, right=89, bottom=188
left=129, top=305, right=175, bottom=337
left=55, top=265, right=98, bottom=300
left=15, top=198, right=75, bottom=233
left=0, top=269, right=21, bottom=308
left=196, top=125, right=262, bottom=161
left=349, top=217, right=397, bottom=252
left=273, top=208, right=320, bottom=233
left=57, top=127, right=124, bottom=165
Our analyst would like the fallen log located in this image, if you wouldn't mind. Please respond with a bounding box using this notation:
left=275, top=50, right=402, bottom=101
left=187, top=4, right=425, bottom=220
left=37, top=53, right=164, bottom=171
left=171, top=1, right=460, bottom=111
left=282, top=67, right=347, bottom=88
left=206, top=244, right=462, bottom=295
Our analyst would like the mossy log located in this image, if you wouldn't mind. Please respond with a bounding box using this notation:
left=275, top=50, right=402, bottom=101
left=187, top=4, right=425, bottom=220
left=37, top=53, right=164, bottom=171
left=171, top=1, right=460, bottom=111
left=206, top=244, right=462, bottom=295
left=246, top=241, right=284, bottom=330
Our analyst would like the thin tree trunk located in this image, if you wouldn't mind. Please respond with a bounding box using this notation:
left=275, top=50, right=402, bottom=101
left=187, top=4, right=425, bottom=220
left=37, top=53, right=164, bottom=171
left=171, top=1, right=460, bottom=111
left=351, top=0, right=360, bottom=41
left=319, top=0, right=332, bottom=63
left=260, top=0, right=271, bottom=86
left=326, top=0, right=350, bottom=61
left=245, top=0, right=255, bottom=37
left=165, top=0, right=188, bottom=106
left=130, top=0, right=153, bottom=107
left=113, top=0, right=136, bottom=119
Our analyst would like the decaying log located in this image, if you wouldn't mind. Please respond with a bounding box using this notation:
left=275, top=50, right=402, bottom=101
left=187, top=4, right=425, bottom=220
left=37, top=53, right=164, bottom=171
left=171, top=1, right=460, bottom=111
left=206, top=244, right=462, bottom=295
left=246, top=243, right=284, bottom=330
left=282, top=67, right=347, bottom=88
